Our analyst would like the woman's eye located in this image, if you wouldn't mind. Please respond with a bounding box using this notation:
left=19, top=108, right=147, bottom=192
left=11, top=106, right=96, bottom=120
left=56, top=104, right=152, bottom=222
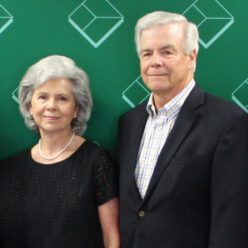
left=59, top=96, right=68, bottom=101
left=38, top=95, right=46, bottom=99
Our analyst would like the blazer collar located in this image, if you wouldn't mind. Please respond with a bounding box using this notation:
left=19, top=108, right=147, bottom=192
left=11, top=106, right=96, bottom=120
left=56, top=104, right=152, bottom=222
left=141, top=85, right=205, bottom=202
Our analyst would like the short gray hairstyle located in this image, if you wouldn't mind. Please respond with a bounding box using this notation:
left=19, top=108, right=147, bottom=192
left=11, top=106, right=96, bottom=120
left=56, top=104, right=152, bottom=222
left=135, top=11, right=199, bottom=56
left=18, top=55, right=92, bottom=134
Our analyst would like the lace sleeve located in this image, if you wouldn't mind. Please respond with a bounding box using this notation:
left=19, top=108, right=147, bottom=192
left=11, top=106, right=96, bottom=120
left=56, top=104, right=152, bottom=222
left=94, top=149, right=118, bottom=206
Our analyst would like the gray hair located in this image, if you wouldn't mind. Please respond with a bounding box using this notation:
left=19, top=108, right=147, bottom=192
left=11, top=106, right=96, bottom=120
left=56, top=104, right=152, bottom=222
left=18, top=55, right=92, bottom=134
left=135, top=11, right=199, bottom=56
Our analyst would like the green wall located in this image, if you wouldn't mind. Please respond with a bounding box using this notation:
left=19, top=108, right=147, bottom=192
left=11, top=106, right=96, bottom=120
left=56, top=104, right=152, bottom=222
left=0, top=0, right=247, bottom=160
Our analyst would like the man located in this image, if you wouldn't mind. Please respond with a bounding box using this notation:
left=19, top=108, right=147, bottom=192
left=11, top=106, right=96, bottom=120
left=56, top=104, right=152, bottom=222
left=116, top=11, right=248, bottom=248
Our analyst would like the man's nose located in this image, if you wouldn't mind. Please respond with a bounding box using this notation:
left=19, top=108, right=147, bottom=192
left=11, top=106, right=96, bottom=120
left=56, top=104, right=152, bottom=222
left=150, top=53, right=163, bottom=67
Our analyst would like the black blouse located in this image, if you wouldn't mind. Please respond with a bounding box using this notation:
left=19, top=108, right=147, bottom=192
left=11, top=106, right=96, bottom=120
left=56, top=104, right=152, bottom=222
left=0, top=140, right=118, bottom=248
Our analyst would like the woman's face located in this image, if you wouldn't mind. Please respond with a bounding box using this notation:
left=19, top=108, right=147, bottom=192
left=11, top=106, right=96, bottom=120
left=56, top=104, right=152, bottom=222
left=30, top=78, right=78, bottom=135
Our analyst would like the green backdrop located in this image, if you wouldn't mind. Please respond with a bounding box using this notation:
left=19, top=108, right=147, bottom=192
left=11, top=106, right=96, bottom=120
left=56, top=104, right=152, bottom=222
left=0, top=0, right=247, bottom=160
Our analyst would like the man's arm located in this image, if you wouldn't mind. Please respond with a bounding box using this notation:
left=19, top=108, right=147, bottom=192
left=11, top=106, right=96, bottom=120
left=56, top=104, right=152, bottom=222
left=209, top=111, right=248, bottom=247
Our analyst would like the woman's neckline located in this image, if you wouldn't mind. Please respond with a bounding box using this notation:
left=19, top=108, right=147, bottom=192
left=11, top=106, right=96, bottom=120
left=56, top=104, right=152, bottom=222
left=29, top=140, right=89, bottom=166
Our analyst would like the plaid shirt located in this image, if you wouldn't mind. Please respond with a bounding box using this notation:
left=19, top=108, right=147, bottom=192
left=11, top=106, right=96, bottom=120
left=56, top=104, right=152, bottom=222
left=135, top=80, right=195, bottom=198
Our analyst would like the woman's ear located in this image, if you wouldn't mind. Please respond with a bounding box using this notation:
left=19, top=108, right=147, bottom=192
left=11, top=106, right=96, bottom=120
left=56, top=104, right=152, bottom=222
left=29, top=103, right=33, bottom=116
left=74, top=107, right=78, bottom=118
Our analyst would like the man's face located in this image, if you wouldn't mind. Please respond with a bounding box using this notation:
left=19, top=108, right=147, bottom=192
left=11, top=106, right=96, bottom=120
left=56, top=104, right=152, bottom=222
left=139, top=22, right=196, bottom=106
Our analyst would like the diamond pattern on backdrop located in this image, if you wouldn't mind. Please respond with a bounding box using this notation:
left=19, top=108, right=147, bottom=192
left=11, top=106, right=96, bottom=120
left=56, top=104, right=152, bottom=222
left=183, top=0, right=234, bottom=49
left=232, top=79, right=248, bottom=113
left=122, top=76, right=150, bottom=108
left=68, top=0, right=124, bottom=48
left=0, top=4, right=13, bottom=35
left=12, top=87, right=19, bottom=104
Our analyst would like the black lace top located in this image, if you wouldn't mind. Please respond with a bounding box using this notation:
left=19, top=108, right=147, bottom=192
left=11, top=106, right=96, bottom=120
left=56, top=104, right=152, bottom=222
left=0, top=140, right=118, bottom=248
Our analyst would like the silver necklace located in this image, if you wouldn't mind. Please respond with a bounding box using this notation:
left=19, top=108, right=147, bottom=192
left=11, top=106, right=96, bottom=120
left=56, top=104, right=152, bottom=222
left=38, top=132, right=75, bottom=160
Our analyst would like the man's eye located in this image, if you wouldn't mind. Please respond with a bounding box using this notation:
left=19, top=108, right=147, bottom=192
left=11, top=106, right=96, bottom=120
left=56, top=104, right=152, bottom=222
left=142, top=53, right=151, bottom=58
left=163, top=50, right=173, bottom=55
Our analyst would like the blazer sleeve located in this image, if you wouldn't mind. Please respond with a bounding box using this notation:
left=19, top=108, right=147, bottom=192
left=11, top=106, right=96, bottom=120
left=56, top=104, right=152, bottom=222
left=209, top=111, right=248, bottom=248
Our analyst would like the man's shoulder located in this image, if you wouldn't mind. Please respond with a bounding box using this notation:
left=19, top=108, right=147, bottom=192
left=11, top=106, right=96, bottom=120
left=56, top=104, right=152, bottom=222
left=203, top=90, right=245, bottom=117
left=119, top=101, right=148, bottom=121
left=192, top=85, right=246, bottom=117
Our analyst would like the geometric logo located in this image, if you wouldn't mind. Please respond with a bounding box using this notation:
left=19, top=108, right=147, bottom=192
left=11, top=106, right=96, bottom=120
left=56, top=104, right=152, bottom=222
left=183, top=0, right=234, bottom=49
left=68, top=0, right=124, bottom=48
left=0, top=4, right=13, bottom=35
left=12, top=86, right=19, bottom=104
left=232, top=79, right=248, bottom=113
left=122, top=76, right=150, bottom=108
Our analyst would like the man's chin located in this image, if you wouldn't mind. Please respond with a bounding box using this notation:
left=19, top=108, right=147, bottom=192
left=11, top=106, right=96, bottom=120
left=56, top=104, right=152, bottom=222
left=147, top=81, right=169, bottom=91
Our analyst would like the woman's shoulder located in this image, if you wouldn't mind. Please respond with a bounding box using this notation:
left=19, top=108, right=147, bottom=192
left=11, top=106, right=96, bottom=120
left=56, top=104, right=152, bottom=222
left=77, top=140, right=113, bottom=163
left=79, top=140, right=105, bottom=154
left=0, top=149, right=30, bottom=168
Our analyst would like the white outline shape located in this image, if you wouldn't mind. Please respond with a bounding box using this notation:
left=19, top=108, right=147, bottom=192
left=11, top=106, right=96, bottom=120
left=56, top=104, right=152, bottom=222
left=183, top=0, right=234, bottom=49
left=12, top=86, right=19, bottom=103
left=232, top=79, right=248, bottom=113
left=122, top=76, right=150, bottom=108
left=0, top=4, right=13, bottom=34
left=68, top=0, right=124, bottom=48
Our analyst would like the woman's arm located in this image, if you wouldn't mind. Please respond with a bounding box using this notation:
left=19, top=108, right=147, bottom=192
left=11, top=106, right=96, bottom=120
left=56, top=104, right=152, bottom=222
left=98, top=198, right=120, bottom=248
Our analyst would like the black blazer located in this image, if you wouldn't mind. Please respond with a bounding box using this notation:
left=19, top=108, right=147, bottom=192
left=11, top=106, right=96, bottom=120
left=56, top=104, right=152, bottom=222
left=116, top=85, right=248, bottom=248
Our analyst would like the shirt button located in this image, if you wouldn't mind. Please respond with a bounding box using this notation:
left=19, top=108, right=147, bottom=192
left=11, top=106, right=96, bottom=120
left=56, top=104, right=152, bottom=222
left=138, top=210, right=145, bottom=217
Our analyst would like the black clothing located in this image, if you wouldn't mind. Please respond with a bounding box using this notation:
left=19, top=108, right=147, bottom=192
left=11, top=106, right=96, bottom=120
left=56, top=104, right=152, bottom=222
left=0, top=140, right=117, bottom=248
left=117, top=86, right=248, bottom=248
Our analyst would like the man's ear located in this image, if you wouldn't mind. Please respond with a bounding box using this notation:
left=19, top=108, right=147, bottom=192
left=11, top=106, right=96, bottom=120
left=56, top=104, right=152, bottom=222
left=188, top=49, right=197, bottom=71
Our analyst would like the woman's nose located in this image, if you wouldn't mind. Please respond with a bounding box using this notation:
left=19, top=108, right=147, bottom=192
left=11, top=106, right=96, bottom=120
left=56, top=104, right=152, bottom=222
left=46, top=98, right=56, bottom=110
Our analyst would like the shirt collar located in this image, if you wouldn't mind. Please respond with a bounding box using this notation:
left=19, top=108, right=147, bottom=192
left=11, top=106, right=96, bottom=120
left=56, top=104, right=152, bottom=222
left=146, top=79, right=196, bottom=118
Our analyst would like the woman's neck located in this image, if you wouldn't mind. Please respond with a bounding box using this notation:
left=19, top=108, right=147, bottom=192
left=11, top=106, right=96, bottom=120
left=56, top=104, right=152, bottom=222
left=31, top=129, right=85, bottom=164
left=39, top=131, right=75, bottom=158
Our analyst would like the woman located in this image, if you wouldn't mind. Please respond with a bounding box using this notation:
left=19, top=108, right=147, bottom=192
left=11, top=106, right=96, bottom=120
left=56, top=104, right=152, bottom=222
left=0, top=55, right=120, bottom=248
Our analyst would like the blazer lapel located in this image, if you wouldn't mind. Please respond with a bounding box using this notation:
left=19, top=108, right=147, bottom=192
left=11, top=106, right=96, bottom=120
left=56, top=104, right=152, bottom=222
left=143, top=86, right=205, bottom=201
left=126, top=102, right=149, bottom=201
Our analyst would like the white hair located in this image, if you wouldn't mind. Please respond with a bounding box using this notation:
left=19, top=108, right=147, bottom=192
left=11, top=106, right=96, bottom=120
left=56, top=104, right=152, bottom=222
left=135, top=11, right=199, bottom=56
left=19, top=55, right=92, bottom=134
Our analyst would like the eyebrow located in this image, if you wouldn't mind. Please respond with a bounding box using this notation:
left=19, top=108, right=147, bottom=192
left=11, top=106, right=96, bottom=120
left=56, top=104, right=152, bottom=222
left=159, top=45, right=176, bottom=51
left=35, top=92, right=70, bottom=97
left=140, top=48, right=152, bottom=54
left=140, top=44, right=176, bottom=54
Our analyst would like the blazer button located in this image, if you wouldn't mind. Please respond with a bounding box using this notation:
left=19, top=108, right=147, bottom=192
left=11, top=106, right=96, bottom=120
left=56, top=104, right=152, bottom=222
left=138, top=210, right=145, bottom=217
